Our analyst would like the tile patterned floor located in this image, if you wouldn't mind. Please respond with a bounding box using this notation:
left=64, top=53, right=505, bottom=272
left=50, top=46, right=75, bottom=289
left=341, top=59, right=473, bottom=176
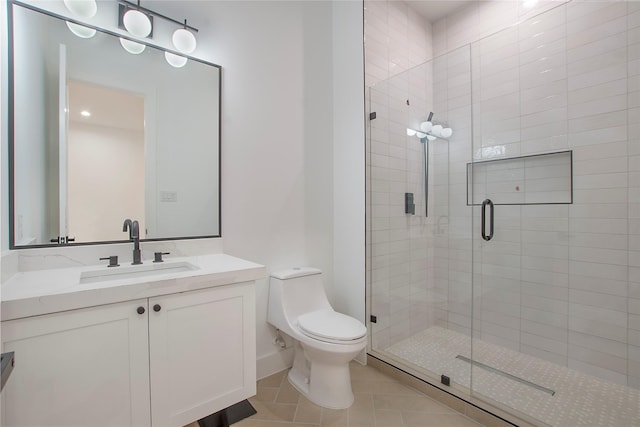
left=385, top=326, right=640, bottom=427
left=227, top=362, right=483, bottom=427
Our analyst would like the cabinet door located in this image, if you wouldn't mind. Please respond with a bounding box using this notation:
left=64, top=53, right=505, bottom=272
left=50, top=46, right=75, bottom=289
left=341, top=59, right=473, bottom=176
left=1, top=299, right=151, bottom=427
left=149, top=282, right=256, bottom=427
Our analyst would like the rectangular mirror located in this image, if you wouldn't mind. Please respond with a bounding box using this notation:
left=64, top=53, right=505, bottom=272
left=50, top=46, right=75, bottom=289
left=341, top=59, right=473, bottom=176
left=8, top=1, right=221, bottom=248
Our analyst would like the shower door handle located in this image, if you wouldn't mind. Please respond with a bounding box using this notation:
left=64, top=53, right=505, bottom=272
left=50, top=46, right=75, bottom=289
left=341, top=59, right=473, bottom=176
left=481, top=199, right=494, bottom=241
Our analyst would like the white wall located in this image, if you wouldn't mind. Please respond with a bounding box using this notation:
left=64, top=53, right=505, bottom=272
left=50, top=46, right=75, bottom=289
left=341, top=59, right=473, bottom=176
left=332, top=1, right=366, bottom=326
left=68, top=122, right=145, bottom=242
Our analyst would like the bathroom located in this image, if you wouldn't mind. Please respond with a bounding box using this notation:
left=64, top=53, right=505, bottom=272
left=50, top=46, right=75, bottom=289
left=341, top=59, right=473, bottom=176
left=0, top=0, right=638, bottom=426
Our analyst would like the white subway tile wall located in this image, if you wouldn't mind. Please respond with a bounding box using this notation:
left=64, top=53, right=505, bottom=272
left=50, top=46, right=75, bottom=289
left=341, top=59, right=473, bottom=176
left=366, top=0, right=640, bottom=401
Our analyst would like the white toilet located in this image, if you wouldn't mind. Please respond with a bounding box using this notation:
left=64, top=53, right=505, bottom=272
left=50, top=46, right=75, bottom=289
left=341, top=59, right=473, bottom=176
left=267, top=267, right=367, bottom=409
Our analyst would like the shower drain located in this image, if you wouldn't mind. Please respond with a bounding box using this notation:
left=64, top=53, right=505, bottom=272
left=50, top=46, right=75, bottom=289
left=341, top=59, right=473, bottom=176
left=455, top=355, right=556, bottom=396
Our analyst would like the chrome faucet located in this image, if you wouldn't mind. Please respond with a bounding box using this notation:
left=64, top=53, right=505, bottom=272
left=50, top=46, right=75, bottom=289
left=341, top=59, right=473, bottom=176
left=122, top=219, right=142, bottom=265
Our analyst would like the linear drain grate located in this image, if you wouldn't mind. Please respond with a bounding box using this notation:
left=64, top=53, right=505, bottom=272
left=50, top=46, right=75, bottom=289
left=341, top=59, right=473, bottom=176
left=455, top=355, right=556, bottom=396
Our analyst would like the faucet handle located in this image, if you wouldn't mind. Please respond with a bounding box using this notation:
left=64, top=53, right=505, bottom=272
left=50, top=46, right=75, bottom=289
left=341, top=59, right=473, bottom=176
left=99, top=256, right=120, bottom=267
left=153, top=252, right=170, bottom=263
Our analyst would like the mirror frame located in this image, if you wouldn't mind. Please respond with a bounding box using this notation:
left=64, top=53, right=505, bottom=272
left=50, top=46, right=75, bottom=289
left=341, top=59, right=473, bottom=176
left=7, top=0, right=222, bottom=249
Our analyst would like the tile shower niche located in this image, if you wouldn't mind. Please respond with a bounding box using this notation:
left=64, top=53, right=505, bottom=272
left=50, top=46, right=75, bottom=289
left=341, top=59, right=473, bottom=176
left=467, top=150, right=573, bottom=206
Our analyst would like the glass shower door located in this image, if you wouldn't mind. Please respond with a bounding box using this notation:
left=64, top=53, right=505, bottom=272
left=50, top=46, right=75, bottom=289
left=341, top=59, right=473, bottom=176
left=466, top=10, right=573, bottom=424
left=367, top=48, right=473, bottom=393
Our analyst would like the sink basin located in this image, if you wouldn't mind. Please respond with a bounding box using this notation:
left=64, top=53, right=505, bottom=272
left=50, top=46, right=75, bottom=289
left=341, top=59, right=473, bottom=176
left=80, top=261, right=199, bottom=284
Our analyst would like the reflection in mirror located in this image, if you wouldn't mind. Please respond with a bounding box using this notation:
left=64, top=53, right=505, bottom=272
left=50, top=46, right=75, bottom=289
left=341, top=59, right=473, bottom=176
left=9, top=1, right=221, bottom=248
left=68, top=80, right=146, bottom=242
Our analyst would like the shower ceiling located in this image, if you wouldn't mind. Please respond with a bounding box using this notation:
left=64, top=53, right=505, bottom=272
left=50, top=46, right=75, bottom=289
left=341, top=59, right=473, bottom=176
left=405, top=0, right=474, bottom=22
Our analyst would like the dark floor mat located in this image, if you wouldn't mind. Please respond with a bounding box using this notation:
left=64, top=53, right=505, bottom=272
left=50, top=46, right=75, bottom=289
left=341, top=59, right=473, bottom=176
left=197, top=399, right=257, bottom=427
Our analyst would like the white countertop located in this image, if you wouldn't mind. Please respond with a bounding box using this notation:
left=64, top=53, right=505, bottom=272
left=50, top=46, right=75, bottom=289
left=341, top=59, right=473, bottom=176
left=2, top=254, right=266, bottom=321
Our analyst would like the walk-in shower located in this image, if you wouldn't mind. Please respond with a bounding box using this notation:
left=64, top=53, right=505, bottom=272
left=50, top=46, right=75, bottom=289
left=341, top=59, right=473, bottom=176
left=366, top=1, right=640, bottom=425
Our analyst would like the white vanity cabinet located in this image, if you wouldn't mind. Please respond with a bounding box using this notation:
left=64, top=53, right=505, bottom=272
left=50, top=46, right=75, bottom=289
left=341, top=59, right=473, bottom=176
left=149, top=282, right=256, bottom=427
left=1, top=298, right=152, bottom=427
left=1, top=280, right=257, bottom=427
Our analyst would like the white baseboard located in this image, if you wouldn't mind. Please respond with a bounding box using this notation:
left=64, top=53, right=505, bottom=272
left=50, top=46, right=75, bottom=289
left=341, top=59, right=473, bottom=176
left=257, top=348, right=294, bottom=380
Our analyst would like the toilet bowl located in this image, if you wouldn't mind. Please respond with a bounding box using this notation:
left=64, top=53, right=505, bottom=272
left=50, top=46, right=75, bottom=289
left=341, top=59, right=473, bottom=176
left=267, top=267, right=367, bottom=409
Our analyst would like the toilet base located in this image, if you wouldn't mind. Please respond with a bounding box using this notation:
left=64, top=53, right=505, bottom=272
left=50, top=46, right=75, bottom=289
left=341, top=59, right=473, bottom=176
left=287, top=341, right=357, bottom=410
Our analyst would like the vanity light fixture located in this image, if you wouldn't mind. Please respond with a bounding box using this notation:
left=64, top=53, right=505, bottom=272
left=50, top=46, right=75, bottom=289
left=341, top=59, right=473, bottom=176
left=172, top=21, right=197, bottom=54
left=66, top=21, right=97, bottom=38
left=117, top=1, right=199, bottom=67
left=122, top=1, right=152, bottom=38
left=63, top=0, right=98, bottom=38
left=119, top=38, right=146, bottom=54
left=165, top=52, right=188, bottom=68
left=63, top=0, right=97, bottom=19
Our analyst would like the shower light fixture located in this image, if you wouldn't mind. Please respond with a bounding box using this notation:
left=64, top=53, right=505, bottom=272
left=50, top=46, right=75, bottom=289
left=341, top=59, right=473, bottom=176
left=407, top=118, right=453, bottom=141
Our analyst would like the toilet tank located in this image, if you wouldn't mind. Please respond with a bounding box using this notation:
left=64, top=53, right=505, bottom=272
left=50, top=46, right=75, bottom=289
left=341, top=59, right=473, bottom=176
left=267, top=267, right=333, bottom=334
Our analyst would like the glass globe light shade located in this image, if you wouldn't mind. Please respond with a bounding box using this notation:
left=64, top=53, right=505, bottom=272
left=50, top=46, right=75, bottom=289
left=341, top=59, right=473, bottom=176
left=426, top=135, right=437, bottom=141
left=63, top=0, right=97, bottom=18
left=172, top=28, right=196, bottom=53
left=165, top=52, right=188, bottom=68
left=431, top=125, right=443, bottom=137
left=120, top=38, right=146, bottom=54
left=406, top=128, right=417, bottom=137
left=441, top=128, right=453, bottom=138
left=416, top=132, right=427, bottom=139
left=66, top=21, right=96, bottom=38
left=123, top=9, right=152, bottom=37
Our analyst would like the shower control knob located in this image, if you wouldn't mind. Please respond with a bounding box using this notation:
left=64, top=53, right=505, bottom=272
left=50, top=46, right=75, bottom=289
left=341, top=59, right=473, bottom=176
left=137, top=306, right=145, bottom=315
left=153, top=304, right=161, bottom=312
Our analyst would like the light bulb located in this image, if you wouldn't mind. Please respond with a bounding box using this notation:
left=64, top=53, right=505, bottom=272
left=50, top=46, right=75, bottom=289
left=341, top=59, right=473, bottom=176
left=123, top=9, right=152, bottom=37
left=120, top=38, right=146, bottom=54
left=419, top=121, right=432, bottom=133
left=441, top=128, right=453, bottom=138
left=406, top=128, right=417, bottom=137
left=63, top=0, right=97, bottom=18
left=165, top=52, right=188, bottom=68
left=431, top=125, right=443, bottom=137
left=66, top=21, right=96, bottom=38
left=172, top=28, right=196, bottom=53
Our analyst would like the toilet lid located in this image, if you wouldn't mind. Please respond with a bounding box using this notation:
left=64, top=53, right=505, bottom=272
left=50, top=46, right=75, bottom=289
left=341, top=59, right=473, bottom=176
left=298, top=310, right=367, bottom=342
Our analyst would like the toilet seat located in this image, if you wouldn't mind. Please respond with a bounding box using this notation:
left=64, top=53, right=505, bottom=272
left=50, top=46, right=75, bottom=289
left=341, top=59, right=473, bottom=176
left=298, top=310, right=366, bottom=344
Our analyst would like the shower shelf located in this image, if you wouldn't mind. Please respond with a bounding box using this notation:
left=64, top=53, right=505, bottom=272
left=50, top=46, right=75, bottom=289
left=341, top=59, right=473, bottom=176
left=466, top=150, right=573, bottom=206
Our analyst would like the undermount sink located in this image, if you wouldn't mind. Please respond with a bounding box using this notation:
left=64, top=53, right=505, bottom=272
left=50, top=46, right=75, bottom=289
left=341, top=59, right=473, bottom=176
left=80, top=261, right=199, bottom=284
